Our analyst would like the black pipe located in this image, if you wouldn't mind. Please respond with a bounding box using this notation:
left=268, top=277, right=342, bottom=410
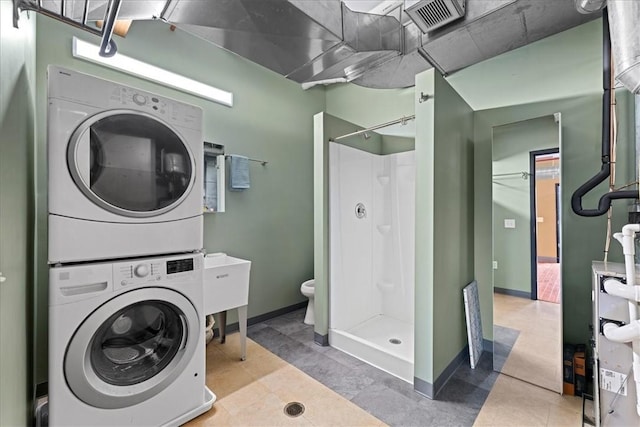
left=571, top=10, right=638, bottom=217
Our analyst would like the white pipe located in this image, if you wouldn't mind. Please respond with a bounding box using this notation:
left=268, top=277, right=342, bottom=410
left=603, top=320, right=640, bottom=343
left=614, top=223, right=640, bottom=416
left=604, top=278, right=640, bottom=302
left=614, top=231, right=624, bottom=245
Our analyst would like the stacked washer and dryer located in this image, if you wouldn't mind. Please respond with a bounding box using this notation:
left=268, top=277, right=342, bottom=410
left=47, top=66, right=214, bottom=426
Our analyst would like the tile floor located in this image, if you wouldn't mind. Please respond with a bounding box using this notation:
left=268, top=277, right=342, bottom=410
left=493, top=293, right=562, bottom=393
left=185, top=333, right=384, bottom=426
left=187, top=307, right=581, bottom=426
left=537, top=262, right=561, bottom=304
left=248, top=309, right=495, bottom=426
left=473, top=375, right=582, bottom=426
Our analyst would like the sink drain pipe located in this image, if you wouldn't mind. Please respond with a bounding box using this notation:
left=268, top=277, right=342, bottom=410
left=571, top=11, right=637, bottom=217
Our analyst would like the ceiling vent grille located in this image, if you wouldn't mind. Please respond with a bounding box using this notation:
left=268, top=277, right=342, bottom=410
left=405, top=0, right=466, bottom=33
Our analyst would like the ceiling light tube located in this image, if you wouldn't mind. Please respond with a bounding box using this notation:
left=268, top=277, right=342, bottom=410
left=72, top=37, right=233, bottom=107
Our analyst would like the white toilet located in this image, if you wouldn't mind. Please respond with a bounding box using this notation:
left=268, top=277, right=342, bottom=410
left=300, top=279, right=315, bottom=325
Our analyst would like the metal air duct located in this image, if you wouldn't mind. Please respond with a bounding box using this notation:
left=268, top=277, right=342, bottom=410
left=405, top=0, right=466, bottom=33
left=607, top=0, right=640, bottom=94
left=162, top=0, right=403, bottom=87
left=29, top=0, right=166, bottom=21
left=23, top=0, right=601, bottom=89
left=574, top=0, right=606, bottom=15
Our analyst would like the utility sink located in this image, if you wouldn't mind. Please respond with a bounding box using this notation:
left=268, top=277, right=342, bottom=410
left=203, top=253, right=251, bottom=315
left=203, top=253, right=251, bottom=361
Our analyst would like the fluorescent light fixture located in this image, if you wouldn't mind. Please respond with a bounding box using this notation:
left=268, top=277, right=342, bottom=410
left=72, top=37, right=233, bottom=107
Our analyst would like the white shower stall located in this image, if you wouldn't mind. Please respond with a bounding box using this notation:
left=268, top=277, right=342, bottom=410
left=329, top=142, right=415, bottom=383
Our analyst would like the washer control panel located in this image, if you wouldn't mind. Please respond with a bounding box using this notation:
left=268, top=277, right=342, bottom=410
left=114, top=255, right=201, bottom=288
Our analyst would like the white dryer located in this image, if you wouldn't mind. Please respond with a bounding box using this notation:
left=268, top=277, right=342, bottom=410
left=47, top=66, right=204, bottom=264
left=48, top=253, right=214, bottom=426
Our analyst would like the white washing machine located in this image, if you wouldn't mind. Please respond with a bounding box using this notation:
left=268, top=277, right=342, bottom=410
left=47, top=66, right=204, bottom=264
left=48, top=252, right=214, bottom=426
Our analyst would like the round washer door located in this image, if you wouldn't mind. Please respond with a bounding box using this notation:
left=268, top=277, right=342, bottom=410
left=67, top=110, right=195, bottom=218
left=65, top=288, right=200, bottom=409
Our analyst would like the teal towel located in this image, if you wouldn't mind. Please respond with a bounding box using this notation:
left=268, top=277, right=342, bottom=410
left=229, top=155, right=250, bottom=191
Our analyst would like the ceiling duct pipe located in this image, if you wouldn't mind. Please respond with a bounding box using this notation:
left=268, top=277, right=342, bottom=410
left=571, top=10, right=637, bottom=217
left=162, top=1, right=403, bottom=87
left=574, top=0, right=606, bottom=15
left=607, top=0, right=640, bottom=94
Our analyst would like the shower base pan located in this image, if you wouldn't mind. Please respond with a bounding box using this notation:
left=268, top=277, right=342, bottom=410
left=329, top=315, right=413, bottom=383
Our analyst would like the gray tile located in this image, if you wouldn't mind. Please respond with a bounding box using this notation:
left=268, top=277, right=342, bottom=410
left=421, top=399, right=479, bottom=426
left=270, top=338, right=318, bottom=364
left=246, top=322, right=268, bottom=332
left=452, top=353, right=499, bottom=391
left=287, top=326, right=315, bottom=344
left=493, top=354, right=508, bottom=372
left=352, top=362, right=399, bottom=384
left=324, top=347, right=365, bottom=369
left=296, top=355, right=376, bottom=400
left=265, top=315, right=311, bottom=336
left=292, top=350, right=333, bottom=370
left=351, top=383, right=426, bottom=426
left=434, top=377, right=490, bottom=410
left=247, top=326, right=289, bottom=352
left=493, top=325, right=519, bottom=359
left=380, top=375, right=427, bottom=404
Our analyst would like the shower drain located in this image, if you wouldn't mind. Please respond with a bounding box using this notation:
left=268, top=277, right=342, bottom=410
left=389, top=338, right=402, bottom=345
left=284, top=402, right=305, bottom=417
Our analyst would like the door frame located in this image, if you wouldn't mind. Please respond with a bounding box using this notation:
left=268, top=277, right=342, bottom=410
left=529, top=148, right=560, bottom=301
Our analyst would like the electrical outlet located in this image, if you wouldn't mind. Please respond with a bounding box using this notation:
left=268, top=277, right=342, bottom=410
left=504, top=219, right=516, bottom=228
left=493, top=261, right=498, bottom=270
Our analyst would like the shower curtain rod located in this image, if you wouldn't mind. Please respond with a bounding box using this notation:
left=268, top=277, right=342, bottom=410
left=329, top=115, right=416, bottom=142
left=492, top=171, right=531, bottom=180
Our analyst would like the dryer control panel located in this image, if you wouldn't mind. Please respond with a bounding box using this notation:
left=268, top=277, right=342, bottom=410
left=47, top=65, right=202, bottom=131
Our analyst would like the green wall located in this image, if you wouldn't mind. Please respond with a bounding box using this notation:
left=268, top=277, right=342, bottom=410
left=413, top=70, right=436, bottom=384
left=381, top=135, right=415, bottom=155
left=412, top=70, right=475, bottom=387
left=325, top=84, right=414, bottom=129
left=33, top=16, right=325, bottom=383
left=447, top=19, right=602, bottom=110
left=474, top=91, right=636, bottom=344
left=492, top=116, right=559, bottom=294
left=0, top=4, right=35, bottom=426
left=430, top=73, right=475, bottom=383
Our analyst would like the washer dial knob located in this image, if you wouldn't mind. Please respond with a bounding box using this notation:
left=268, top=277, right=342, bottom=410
left=134, top=264, right=149, bottom=278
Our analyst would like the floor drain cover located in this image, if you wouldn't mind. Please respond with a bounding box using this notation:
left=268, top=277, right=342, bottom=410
left=389, top=338, right=402, bottom=345
left=284, top=402, right=305, bottom=417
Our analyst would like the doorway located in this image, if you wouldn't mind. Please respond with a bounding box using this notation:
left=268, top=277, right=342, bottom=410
left=530, top=150, right=561, bottom=304
left=492, top=114, right=563, bottom=393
